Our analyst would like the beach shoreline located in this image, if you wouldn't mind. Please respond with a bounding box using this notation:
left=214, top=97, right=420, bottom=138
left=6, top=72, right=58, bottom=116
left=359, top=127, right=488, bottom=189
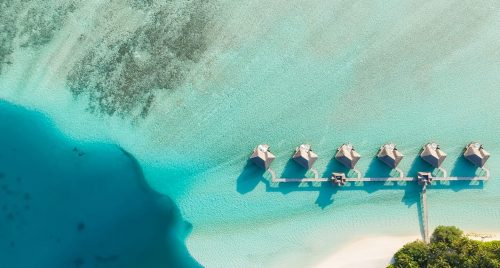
left=313, top=235, right=420, bottom=268
left=465, top=231, right=500, bottom=242
left=313, top=230, right=500, bottom=268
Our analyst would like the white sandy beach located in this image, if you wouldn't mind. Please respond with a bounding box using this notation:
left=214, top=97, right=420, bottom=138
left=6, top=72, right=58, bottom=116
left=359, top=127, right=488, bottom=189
left=314, top=231, right=500, bottom=268
left=465, top=232, right=500, bottom=242
left=313, top=235, right=421, bottom=268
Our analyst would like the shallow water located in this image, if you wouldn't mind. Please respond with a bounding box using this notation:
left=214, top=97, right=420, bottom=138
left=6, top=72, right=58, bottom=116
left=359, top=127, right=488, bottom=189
left=0, top=1, right=500, bottom=267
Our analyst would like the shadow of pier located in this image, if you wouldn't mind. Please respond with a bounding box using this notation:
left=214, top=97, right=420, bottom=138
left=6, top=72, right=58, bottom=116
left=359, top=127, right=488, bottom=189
left=237, top=154, right=486, bottom=209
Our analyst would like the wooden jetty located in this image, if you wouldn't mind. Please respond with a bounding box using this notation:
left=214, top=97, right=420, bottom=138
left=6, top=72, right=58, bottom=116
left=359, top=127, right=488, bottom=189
left=266, top=173, right=489, bottom=184
left=421, top=187, right=430, bottom=243
left=256, top=142, right=491, bottom=184
left=250, top=142, right=491, bottom=243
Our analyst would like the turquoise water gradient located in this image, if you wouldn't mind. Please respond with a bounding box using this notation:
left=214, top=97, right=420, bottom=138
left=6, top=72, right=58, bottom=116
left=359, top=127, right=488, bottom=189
left=0, top=101, right=200, bottom=268
left=0, top=1, right=500, bottom=267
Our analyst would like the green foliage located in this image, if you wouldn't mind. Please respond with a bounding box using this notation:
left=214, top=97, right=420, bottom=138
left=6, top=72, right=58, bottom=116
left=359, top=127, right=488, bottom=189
left=431, top=225, right=463, bottom=244
left=391, top=241, right=429, bottom=268
left=389, top=226, right=500, bottom=268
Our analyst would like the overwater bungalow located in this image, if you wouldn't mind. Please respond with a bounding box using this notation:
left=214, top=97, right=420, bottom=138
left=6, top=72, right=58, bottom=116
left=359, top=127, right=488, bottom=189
left=335, top=144, right=361, bottom=169
left=293, top=144, right=318, bottom=169
left=420, top=143, right=447, bottom=168
left=463, top=142, right=490, bottom=168
left=250, top=144, right=276, bottom=169
left=331, top=172, right=346, bottom=186
left=418, top=172, right=433, bottom=186
left=377, top=143, right=404, bottom=168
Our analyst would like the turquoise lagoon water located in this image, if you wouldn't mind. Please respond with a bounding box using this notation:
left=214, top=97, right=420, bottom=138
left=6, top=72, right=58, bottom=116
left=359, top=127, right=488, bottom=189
left=0, top=101, right=201, bottom=267
left=1, top=1, right=500, bottom=267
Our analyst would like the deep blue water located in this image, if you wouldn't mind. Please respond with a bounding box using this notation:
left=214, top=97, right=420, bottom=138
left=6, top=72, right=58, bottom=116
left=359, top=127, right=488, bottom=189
left=0, top=100, right=201, bottom=268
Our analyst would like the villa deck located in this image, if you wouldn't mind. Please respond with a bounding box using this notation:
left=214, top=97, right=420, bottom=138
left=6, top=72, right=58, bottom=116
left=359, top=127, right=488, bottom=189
left=270, top=177, right=488, bottom=183
left=267, top=170, right=489, bottom=184
left=421, top=188, right=430, bottom=243
left=251, top=142, right=491, bottom=244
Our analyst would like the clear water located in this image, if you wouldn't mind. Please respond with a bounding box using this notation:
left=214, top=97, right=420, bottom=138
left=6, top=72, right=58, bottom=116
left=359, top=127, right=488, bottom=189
left=0, top=1, right=499, bottom=267
left=0, top=101, right=201, bottom=268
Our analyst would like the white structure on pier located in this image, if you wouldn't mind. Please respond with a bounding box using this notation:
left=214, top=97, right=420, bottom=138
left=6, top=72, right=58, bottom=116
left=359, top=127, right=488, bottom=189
left=331, top=172, right=347, bottom=186
left=421, top=143, right=447, bottom=168
left=464, top=142, right=490, bottom=168
left=377, top=143, right=404, bottom=168
left=293, top=144, right=318, bottom=169
left=418, top=172, right=433, bottom=186
left=247, top=142, right=491, bottom=245
left=250, top=144, right=276, bottom=169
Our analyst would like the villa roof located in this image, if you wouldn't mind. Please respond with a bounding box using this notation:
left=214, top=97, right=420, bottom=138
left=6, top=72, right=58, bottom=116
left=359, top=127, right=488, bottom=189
left=377, top=143, right=404, bottom=168
left=421, top=143, right=447, bottom=168
left=335, top=144, right=361, bottom=169
left=293, top=144, right=318, bottom=169
left=250, top=144, right=276, bottom=169
left=463, top=142, right=490, bottom=168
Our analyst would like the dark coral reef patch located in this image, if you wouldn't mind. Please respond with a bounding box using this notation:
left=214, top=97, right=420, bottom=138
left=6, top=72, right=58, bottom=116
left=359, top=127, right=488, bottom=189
left=0, top=1, right=77, bottom=73
left=18, top=2, right=77, bottom=48
left=67, top=0, right=218, bottom=118
left=0, top=0, right=218, bottom=118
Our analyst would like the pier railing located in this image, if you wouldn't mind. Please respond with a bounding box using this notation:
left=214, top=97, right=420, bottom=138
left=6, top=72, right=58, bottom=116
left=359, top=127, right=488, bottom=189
left=266, top=168, right=489, bottom=183
left=421, top=185, right=430, bottom=243
left=265, top=166, right=489, bottom=244
left=252, top=142, right=491, bottom=245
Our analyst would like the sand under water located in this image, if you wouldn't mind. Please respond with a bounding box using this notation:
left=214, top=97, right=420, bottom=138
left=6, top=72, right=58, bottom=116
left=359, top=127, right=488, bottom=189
left=0, top=1, right=500, bottom=267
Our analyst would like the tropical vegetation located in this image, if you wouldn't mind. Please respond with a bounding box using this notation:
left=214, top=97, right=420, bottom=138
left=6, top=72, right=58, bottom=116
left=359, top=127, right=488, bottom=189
left=389, top=226, right=500, bottom=268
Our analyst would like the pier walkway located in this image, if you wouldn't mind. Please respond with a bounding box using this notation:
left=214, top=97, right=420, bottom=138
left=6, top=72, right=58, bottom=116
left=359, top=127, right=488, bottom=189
left=269, top=176, right=488, bottom=183
left=267, top=168, right=489, bottom=183
left=267, top=168, right=490, bottom=243
left=253, top=142, right=491, bottom=245
left=265, top=167, right=489, bottom=244
left=421, top=185, right=430, bottom=243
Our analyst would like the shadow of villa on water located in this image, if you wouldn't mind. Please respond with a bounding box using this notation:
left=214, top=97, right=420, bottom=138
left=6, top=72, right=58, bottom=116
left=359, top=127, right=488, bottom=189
left=237, top=153, right=485, bottom=209
left=236, top=145, right=487, bottom=244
